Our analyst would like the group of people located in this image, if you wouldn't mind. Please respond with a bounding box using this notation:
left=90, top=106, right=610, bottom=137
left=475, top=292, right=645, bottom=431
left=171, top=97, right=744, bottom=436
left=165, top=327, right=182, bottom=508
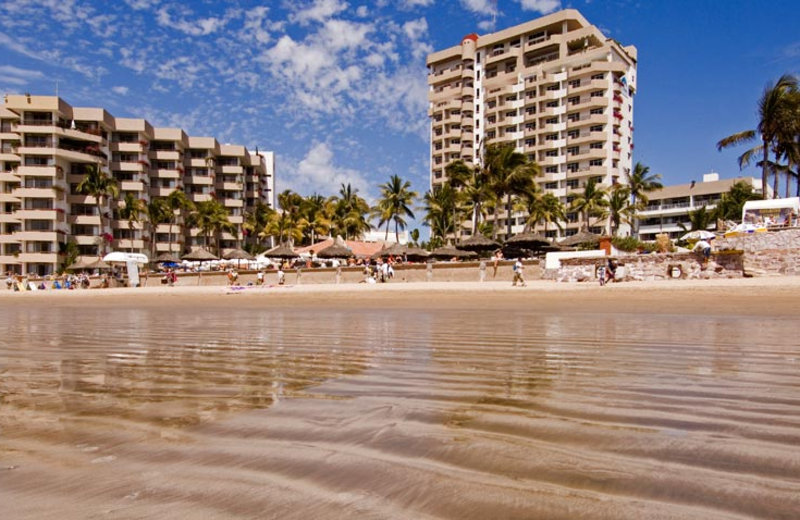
left=4, top=271, right=100, bottom=291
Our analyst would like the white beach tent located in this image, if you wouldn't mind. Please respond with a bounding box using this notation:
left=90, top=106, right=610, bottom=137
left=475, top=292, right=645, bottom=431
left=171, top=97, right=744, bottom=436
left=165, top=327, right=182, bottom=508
left=741, top=197, right=800, bottom=225
left=103, top=252, right=150, bottom=264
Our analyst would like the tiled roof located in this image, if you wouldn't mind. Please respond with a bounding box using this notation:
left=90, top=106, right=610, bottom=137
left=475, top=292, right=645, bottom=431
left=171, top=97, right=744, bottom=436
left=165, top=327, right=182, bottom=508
left=295, top=238, right=388, bottom=258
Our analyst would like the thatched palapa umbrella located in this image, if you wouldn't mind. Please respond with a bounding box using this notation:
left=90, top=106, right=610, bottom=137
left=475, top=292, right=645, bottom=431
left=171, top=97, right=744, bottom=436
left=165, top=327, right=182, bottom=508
left=371, top=242, right=407, bottom=259
left=503, top=230, right=550, bottom=257
left=558, top=230, right=601, bottom=248
left=317, top=236, right=354, bottom=259
left=264, top=244, right=299, bottom=259
left=223, top=248, right=255, bottom=269
left=430, top=245, right=476, bottom=260
left=182, top=248, right=219, bottom=285
left=154, top=252, right=180, bottom=264
left=457, top=234, right=501, bottom=254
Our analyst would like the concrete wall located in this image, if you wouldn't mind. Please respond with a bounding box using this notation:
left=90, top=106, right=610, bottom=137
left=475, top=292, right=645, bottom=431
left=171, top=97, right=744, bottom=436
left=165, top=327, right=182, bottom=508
left=716, top=229, right=800, bottom=276
left=556, top=252, right=743, bottom=283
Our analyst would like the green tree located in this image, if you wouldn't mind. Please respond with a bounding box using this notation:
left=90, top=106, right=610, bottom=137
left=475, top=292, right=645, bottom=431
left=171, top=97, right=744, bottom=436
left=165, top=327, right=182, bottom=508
left=328, top=184, right=371, bottom=240
left=625, top=162, right=663, bottom=237
left=373, top=174, right=418, bottom=240
left=717, top=74, right=799, bottom=199
left=243, top=201, right=276, bottom=251
left=76, top=163, right=119, bottom=254
left=145, top=198, right=171, bottom=259
left=606, top=186, right=635, bottom=236
left=484, top=143, right=540, bottom=239
left=188, top=199, right=235, bottom=255
left=422, top=186, right=456, bottom=244
left=713, top=181, right=762, bottom=222
left=300, top=194, right=331, bottom=245
left=569, top=178, right=609, bottom=232
left=680, top=206, right=714, bottom=232
left=165, top=190, right=195, bottom=256
left=117, top=192, right=145, bottom=253
left=516, top=190, right=566, bottom=234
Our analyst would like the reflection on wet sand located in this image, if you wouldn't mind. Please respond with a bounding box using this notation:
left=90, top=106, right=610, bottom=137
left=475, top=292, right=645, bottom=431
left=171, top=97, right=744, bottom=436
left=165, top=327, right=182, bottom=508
left=1, top=301, right=799, bottom=519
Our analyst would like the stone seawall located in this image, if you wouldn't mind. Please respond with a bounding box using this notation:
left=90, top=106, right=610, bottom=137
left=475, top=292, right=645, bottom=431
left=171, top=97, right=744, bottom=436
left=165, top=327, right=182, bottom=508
left=716, top=229, right=800, bottom=276
left=556, top=252, right=743, bottom=283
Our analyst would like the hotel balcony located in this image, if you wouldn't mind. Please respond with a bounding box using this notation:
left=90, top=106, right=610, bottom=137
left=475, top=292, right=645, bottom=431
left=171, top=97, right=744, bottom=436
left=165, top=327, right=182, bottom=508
left=185, top=175, right=214, bottom=186
left=151, top=168, right=181, bottom=179
left=428, top=66, right=462, bottom=85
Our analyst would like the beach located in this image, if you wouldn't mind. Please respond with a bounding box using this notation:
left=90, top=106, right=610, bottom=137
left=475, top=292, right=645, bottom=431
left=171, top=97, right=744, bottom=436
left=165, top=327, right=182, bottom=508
left=1, top=278, right=799, bottom=519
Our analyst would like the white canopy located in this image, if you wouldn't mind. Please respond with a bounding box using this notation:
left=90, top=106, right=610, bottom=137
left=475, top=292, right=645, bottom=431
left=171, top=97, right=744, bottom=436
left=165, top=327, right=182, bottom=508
left=103, top=252, right=150, bottom=264
left=742, top=197, right=800, bottom=224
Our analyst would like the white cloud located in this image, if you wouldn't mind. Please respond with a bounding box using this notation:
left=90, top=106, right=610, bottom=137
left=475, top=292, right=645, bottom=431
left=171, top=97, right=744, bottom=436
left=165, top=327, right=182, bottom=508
left=111, top=86, right=129, bottom=95
left=123, top=0, right=160, bottom=10
left=317, top=19, right=373, bottom=51
left=355, top=6, right=369, bottom=17
left=291, top=0, right=349, bottom=25
left=155, top=6, right=235, bottom=36
left=401, top=0, right=435, bottom=7
left=289, top=142, right=371, bottom=196
left=0, top=65, right=45, bottom=81
left=241, top=6, right=273, bottom=44
left=516, top=0, right=561, bottom=14
left=460, top=0, right=496, bottom=14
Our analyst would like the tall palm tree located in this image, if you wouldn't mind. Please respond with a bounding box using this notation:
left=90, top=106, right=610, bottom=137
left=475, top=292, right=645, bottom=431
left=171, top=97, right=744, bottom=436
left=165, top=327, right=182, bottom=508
left=444, top=160, right=472, bottom=240
left=243, top=201, right=276, bottom=251
left=165, top=190, right=194, bottom=256
left=484, top=143, right=540, bottom=239
left=625, top=162, right=662, bottom=237
left=300, top=194, right=331, bottom=245
left=422, top=186, right=455, bottom=244
left=373, top=174, right=418, bottom=240
left=187, top=199, right=235, bottom=255
left=329, top=184, right=371, bottom=240
left=261, top=211, right=303, bottom=246
left=145, top=198, right=170, bottom=259
left=517, top=190, right=565, bottom=235
left=117, top=193, right=145, bottom=253
left=713, top=180, right=762, bottom=222
left=606, top=186, right=635, bottom=236
left=717, top=74, right=799, bottom=199
left=456, top=163, right=494, bottom=237
left=76, top=163, right=119, bottom=255
left=679, top=206, right=714, bottom=233
left=277, top=189, right=305, bottom=244
left=569, top=178, right=609, bottom=232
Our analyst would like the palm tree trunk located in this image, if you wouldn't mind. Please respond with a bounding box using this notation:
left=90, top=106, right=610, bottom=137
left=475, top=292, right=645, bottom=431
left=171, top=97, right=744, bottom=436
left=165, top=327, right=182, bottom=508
left=762, top=139, right=770, bottom=199
left=505, top=193, right=512, bottom=238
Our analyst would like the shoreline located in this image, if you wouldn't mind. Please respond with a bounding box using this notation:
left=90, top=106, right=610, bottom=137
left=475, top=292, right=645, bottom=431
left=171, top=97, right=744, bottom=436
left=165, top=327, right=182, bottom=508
left=2, top=276, right=798, bottom=316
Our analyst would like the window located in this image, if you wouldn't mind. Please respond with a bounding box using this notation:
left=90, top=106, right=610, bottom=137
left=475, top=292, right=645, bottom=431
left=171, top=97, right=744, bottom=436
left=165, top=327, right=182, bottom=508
left=546, top=134, right=559, bottom=141
left=591, top=73, right=605, bottom=80
left=590, top=142, right=603, bottom=149
left=568, top=96, right=580, bottom=105
left=569, top=80, right=581, bottom=88
left=506, top=111, right=517, bottom=118
left=525, top=107, right=536, bottom=115
left=524, top=138, right=535, bottom=146
left=546, top=117, right=558, bottom=125
left=566, top=212, right=577, bottom=222
left=566, top=179, right=579, bottom=188
left=567, top=146, right=579, bottom=155
left=546, top=84, right=560, bottom=91
left=545, top=150, right=558, bottom=157
left=567, top=130, right=579, bottom=139
left=590, top=108, right=604, bottom=115
left=545, top=166, right=558, bottom=174
left=567, top=163, right=579, bottom=173
left=545, top=182, right=558, bottom=189
left=590, top=125, right=603, bottom=132
left=524, top=122, right=535, bottom=130
left=591, top=90, right=604, bottom=97
left=590, top=159, right=603, bottom=166
left=546, top=101, right=558, bottom=108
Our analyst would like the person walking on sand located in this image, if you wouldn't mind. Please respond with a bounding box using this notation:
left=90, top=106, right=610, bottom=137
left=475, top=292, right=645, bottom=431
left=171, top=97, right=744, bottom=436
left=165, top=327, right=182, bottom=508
left=511, top=258, right=526, bottom=287
left=257, top=269, right=265, bottom=286
left=493, top=250, right=503, bottom=278
left=479, top=259, right=487, bottom=282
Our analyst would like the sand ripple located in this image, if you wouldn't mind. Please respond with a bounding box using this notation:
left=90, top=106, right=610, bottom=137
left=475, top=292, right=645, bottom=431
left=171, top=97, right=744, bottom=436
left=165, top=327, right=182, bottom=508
left=1, top=300, right=799, bottom=519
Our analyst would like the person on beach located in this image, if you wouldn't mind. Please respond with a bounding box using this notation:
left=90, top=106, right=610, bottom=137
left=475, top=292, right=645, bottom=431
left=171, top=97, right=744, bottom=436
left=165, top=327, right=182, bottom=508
left=693, top=239, right=712, bottom=264
left=493, top=250, right=503, bottom=278
left=605, top=258, right=617, bottom=284
left=277, top=265, right=285, bottom=285
left=479, top=259, right=487, bottom=282
left=512, top=258, right=526, bottom=287
left=257, top=270, right=265, bottom=286
left=426, top=261, right=433, bottom=282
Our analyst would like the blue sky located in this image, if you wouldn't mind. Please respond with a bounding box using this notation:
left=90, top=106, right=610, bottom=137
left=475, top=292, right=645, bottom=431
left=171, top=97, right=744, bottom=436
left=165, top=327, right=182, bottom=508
left=1, top=0, right=799, bottom=212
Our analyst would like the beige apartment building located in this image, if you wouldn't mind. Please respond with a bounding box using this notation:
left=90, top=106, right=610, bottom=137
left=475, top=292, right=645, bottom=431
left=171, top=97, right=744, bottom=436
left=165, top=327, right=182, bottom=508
left=637, top=172, right=766, bottom=241
left=427, top=9, right=637, bottom=241
left=0, top=94, right=275, bottom=276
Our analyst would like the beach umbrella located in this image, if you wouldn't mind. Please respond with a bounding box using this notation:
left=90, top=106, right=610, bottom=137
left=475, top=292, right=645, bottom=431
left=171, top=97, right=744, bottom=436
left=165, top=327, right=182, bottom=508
left=679, top=230, right=716, bottom=241
left=181, top=248, right=219, bottom=261
left=558, top=230, right=601, bottom=247
left=504, top=230, right=550, bottom=248
left=457, top=234, right=500, bottom=252
left=66, top=257, right=95, bottom=270
left=371, top=242, right=407, bottom=259
left=87, top=259, right=110, bottom=270
left=403, top=247, right=431, bottom=261
left=264, top=244, right=299, bottom=259
left=430, top=245, right=476, bottom=260
left=317, top=236, right=354, bottom=259
left=223, top=248, right=255, bottom=269
left=154, top=252, right=180, bottom=264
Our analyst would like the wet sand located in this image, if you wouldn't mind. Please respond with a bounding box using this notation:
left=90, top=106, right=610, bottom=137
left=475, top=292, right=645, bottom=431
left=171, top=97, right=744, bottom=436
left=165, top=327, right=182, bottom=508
left=1, top=278, right=799, bottom=519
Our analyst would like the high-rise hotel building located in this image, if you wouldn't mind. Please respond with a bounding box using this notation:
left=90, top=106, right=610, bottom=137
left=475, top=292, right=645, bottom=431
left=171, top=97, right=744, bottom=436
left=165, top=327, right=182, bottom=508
left=0, top=94, right=275, bottom=276
left=427, top=9, right=637, bottom=240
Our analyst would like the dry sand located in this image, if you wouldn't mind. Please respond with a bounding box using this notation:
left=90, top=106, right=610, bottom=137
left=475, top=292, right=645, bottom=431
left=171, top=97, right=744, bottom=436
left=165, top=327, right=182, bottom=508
left=1, top=277, right=799, bottom=519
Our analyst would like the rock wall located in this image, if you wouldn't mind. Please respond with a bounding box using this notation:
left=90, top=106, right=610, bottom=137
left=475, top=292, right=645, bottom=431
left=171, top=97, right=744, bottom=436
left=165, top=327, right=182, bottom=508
left=716, top=229, right=800, bottom=276
left=556, top=252, right=743, bottom=283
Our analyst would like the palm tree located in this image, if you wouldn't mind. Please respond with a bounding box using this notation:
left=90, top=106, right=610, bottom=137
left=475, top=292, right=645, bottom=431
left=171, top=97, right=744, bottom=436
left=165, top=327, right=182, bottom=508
left=187, top=199, right=235, bottom=255
left=444, top=160, right=472, bottom=240
left=243, top=201, right=276, bottom=252
left=457, top=163, right=494, bottom=237
left=517, top=190, right=566, bottom=235
left=717, top=74, right=799, bottom=199
left=373, top=174, right=418, bottom=240
left=165, top=190, right=194, bottom=256
left=680, top=206, right=714, bottom=233
left=300, top=194, right=330, bottom=245
left=713, top=181, right=762, bottom=222
left=145, top=198, right=170, bottom=259
left=262, top=211, right=303, bottom=246
left=484, top=143, right=540, bottom=239
left=329, top=184, right=371, bottom=240
left=606, top=186, right=635, bottom=236
left=76, top=163, right=119, bottom=255
left=625, top=162, right=662, bottom=237
left=117, top=193, right=145, bottom=253
left=569, top=178, right=609, bottom=232
left=422, top=186, right=456, bottom=244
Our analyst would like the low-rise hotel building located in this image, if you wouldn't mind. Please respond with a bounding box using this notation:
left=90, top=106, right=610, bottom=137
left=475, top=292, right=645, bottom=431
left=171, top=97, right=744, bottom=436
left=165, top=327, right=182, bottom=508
left=0, top=94, right=274, bottom=276
left=427, top=9, right=638, bottom=240
left=636, top=172, right=765, bottom=241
